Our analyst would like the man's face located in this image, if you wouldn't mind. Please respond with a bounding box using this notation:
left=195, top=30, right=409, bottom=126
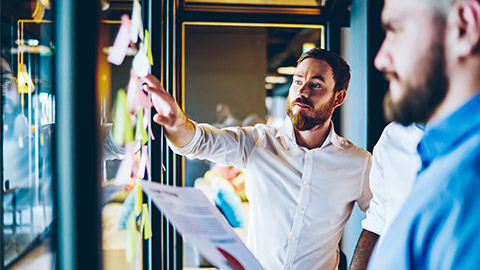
left=1, top=58, right=19, bottom=111
left=375, top=0, right=448, bottom=125
left=286, top=58, right=338, bottom=131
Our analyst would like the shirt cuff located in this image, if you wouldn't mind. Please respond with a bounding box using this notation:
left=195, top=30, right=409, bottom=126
left=166, top=121, right=202, bottom=156
left=361, top=217, right=384, bottom=236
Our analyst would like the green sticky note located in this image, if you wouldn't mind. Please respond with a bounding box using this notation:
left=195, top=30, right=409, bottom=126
left=112, top=89, right=127, bottom=145
left=126, top=213, right=137, bottom=263
left=143, top=203, right=152, bottom=240
left=135, top=108, right=148, bottom=146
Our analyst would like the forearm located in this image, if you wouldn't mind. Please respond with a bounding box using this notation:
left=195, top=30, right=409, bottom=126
left=164, top=116, right=196, bottom=148
left=349, top=229, right=379, bottom=270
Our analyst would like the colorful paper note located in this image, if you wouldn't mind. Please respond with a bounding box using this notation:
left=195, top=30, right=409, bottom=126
left=108, top=14, right=131, bottom=66
left=115, top=153, right=134, bottom=186
left=130, top=0, right=144, bottom=43
left=144, top=29, right=153, bottom=65
left=132, top=45, right=150, bottom=77
left=135, top=185, right=143, bottom=216
left=126, top=213, right=137, bottom=263
left=142, top=203, right=152, bottom=240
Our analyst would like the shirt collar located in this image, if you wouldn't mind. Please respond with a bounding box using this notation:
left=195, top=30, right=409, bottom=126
left=275, top=116, right=344, bottom=150
left=418, top=93, right=480, bottom=169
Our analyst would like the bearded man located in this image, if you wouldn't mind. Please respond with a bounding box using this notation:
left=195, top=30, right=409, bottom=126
left=364, top=0, right=480, bottom=269
left=143, top=48, right=372, bottom=270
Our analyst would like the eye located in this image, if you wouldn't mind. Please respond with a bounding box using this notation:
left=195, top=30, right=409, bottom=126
left=293, top=80, right=302, bottom=85
left=311, top=83, right=322, bottom=89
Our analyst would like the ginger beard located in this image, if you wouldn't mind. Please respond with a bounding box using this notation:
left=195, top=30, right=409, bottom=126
left=286, top=94, right=335, bottom=131
left=384, top=36, right=448, bottom=126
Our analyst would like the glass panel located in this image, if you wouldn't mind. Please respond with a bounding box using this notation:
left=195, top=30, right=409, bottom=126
left=182, top=23, right=323, bottom=268
left=184, top=0, right=324, bottom=7
left=1, top=0, right=55, bottom=266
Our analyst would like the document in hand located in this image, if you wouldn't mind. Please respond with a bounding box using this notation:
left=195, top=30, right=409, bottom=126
left=139, top=180, right=264, bottom=270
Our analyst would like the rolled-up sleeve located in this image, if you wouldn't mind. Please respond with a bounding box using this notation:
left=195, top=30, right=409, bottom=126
left=167, top=121, right=258, bottom=169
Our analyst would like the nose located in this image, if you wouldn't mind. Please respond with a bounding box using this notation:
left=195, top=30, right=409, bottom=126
left=374, top=40, right=392, bottom=73
left=297, top=83, right=310, bottom=98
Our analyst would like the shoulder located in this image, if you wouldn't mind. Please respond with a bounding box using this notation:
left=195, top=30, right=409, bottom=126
left=334, top=134, right=371, bottom=161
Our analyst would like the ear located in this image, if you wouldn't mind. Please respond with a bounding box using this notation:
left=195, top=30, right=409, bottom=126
left=449, top=0, right=480, bottom=57
left=333, top=89, right=347, bottom=109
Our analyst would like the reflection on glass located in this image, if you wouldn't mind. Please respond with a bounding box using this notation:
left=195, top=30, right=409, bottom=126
left=184, top=0, right=324, bottom=7
left=1, top=5, right=55, bottom=266
left=182, top=23, right=323, bottom=268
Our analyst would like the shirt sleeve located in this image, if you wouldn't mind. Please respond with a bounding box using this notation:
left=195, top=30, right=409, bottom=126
left=361, top=144, right=386, bottom=236
left=357, top=152, right=372, bottom=212
left=167, top=121, right=258, bottom=169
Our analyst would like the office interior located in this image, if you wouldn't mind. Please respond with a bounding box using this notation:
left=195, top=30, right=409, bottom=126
left=0, top=0, right=388, bottom=269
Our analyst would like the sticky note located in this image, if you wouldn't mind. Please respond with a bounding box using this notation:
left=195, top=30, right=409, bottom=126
left=137, top=146, right=148, bottom=178
left=144, top=29, right=153, bottom=65
left=142, top=204, right=152, bottom=240
left=135, top=108, right=148, bottom=145
left=130, top=0, right=144, bottom=43
left=115, top=153, right=133, bottom=186
left=126, top=213, right=137, bottom=263
left=132, top=46, right=150, bottom=77
left=135, top=185, right=142, bottom=216
left=113, top=89, right=133, bottom=145
left=108, top=14, right=131, bottom=66
left=127, top=69, right=140, bottom=113
left=137, top=87, right=153, bottom=109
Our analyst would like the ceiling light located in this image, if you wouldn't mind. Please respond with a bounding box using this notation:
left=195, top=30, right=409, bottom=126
left=265, top=76, right=288, bottom=84
left=276, top=66, right=296, bottom=75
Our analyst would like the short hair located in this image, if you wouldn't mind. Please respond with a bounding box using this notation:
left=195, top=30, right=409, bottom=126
left=297, top=48, right=351, bottom=93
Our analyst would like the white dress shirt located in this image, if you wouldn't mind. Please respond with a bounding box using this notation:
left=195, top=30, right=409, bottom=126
left=169, top=117, right=372, bottom=270
left=362, top=122, right=424, bottom=239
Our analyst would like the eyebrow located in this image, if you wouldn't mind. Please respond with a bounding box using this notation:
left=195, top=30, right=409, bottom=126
left=294, top=74, right=326, bottom=82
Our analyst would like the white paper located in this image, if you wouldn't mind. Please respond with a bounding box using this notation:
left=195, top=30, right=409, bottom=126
left=139, top=180, right=264, bottom=270
left=132, top=46, right=151, bottom=78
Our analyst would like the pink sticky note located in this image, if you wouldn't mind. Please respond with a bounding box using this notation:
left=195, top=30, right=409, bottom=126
left=108, top=15, right=132, bottom=66
left=137, top=88, right=153, bottom=109
left=127, top=69, right=141, bottom=113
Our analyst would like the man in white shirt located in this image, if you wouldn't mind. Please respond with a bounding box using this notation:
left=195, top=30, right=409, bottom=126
left=349, top=122, right=424, bottom=269
left=143, top=48, right=372, bottom=270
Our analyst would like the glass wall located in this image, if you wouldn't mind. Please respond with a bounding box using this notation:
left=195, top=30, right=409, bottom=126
left=1, top=0, right=55, bottom=267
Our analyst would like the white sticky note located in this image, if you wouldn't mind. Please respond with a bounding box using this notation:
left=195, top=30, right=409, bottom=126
left=130, top=0, right=144, bottom=43
left=132, top=47, right=151, bottom=77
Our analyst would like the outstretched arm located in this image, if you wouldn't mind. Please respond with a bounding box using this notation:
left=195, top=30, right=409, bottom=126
left=349, top=229, right=379, bottom=270
left=142, top=74, right=195, bottom=148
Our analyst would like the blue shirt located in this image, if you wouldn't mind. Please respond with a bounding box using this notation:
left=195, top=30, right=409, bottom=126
left=368, top=93, right=480, bottom=270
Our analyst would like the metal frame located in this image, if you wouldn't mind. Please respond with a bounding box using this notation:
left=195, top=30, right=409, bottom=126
left=55, top=0, right=103, bottom=269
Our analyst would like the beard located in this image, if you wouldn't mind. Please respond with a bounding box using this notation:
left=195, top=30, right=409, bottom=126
left=286, top=95, right=335, bottom=131
left=384, top=39, right=448, bottom=126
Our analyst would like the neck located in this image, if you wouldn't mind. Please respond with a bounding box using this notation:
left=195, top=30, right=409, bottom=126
left=294, top=120, right=331, bottom=149
left=429, top=61, right=480, bottom=125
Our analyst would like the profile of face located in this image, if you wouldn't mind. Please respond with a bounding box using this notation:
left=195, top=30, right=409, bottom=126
left=216, top=103, right=231, bottom=123
left=374, top=0, right=448, bottom=125
left=286, top=58, right=344, bottom=131
left=1, top=57, right=19, bottom=112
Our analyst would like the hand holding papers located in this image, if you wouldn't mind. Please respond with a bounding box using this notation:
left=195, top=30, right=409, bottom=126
left=140, top=180, right=264, bottom=270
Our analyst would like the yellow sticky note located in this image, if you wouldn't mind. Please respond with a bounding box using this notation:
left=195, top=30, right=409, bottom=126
left=142, top=203, right=152, bottom=240
left=135, top=185, right=142, bottom=216
left=126, top=213, right=137, bottom=263
left=145, top=29, right=153, bottom=66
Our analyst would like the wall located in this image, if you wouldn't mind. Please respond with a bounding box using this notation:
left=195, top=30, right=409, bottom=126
left=184, top=25, right=267, bottom=124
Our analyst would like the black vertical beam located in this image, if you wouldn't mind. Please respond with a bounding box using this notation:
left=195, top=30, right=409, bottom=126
left=366, top=1, right=388, bottom=151
left=55, top=0, right=102, bottom=269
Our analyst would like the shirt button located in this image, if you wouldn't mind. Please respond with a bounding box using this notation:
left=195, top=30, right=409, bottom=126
left=302, top=180, right=307, bottom=185
left=300, top=207, right=305, bottom=212
left=292, top=236, right=297, bottom=242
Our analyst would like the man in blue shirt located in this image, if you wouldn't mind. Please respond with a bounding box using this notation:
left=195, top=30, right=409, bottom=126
left=368, top=0, right=480, bottom=269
